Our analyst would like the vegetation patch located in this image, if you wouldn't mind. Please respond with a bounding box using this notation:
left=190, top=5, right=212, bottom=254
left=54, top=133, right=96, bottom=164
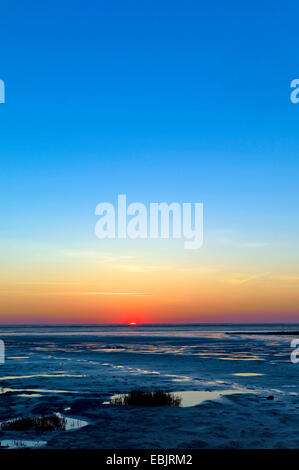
left=0, top=415, right=66, bottom=431
left=111, top=390, right=181, bottom=407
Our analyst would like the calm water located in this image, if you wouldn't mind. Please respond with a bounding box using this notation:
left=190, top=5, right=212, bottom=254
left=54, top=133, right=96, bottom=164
left=0, top=323, right=298, bottom=336
left=0, top=323, right=298, bottom=409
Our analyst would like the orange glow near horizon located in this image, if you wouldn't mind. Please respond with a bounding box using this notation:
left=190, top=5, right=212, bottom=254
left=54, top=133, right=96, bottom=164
left=1, top=260, right=299, bottom=324
left=1, top=241, right=299, bottom=324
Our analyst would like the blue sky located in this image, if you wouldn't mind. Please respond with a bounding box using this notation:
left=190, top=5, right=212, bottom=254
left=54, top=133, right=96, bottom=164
left=0, top=1, right=299, bottom=322
left=1, top=0, right=299, bottom=242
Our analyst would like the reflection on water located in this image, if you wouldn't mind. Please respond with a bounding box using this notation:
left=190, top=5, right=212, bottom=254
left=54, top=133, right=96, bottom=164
left=0, top=374, right=85, bottom=380
left=178, top=389, right=254, bottom=406
left=17, top=393, right=43, bottom=397
left=55, top=412, right=88, bottom=430
left=102, top=362, right=161, bottom=376
left=0, top=440, right=47, bottom=449
left=0, top=387, right=80, bottom=394
left=102, top=363, right=192, bottom=382
left=7, top=357, right=29, bottom=360
left=219, top=356, right=263, bottom=361
left=15, top=341, right=271, bottom=363
left=165, top=374, right=191, bottom=382
left=233, top=373, right=264, bottom=377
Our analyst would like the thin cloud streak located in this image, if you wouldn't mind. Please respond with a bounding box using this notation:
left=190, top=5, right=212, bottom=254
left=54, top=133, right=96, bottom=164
left=225, top=272, right=271, bottom=285
left=83, top=292, right=155, bottom=296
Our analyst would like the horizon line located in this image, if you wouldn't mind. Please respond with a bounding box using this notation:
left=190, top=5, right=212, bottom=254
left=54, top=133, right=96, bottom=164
left=0, top=321, right=298, bottom=326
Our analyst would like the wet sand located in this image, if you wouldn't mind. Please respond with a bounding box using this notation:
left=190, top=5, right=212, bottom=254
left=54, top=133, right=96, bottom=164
left=0, top=324, right=299, bottom=448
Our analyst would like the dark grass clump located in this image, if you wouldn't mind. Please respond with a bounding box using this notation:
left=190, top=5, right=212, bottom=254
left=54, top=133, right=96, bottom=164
left=111, top=390, right=181, bottom=407
left=0, top=415, right=66, bottom=431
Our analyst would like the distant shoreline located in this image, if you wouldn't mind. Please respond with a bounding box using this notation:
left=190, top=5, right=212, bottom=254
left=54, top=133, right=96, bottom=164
left=228, top=331, right=299, bottom=335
